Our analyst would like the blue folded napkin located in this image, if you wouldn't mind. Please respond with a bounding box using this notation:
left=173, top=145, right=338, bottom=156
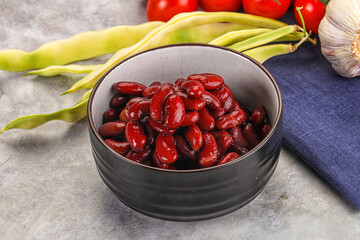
left=263, top=12, right=360, bottom=209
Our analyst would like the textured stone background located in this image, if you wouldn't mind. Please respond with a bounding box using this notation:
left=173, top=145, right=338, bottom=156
left=0, top=1, right=359, bottom=239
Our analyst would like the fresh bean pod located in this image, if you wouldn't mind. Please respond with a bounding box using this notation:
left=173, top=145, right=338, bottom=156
left=25, top=22, right=252, bottom=77
left=209, top=28, right=271, bottom=47
left=242, top=44, right=295, bottom=64
left=0, top=89, right=91, bottom=134
left=228, top=25, right=300, bottom=52
left=63, top=11, right=287, bottom=94
left=0, top=21, right=164, bottom=71
left=25, top=64, right=103, bottom=77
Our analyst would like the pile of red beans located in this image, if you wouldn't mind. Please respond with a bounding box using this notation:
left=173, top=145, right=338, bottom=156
left=99, top=73, right=271, bottom=170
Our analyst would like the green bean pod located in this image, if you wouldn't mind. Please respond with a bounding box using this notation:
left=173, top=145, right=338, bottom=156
left=209, top=28, right=272, bottom=46
left=0, top=89, right=92, bottom=134
left=28, top=27, right=306, bottom=78
left=276, top=32, right=317, bottom=45
left=25, top=64, right=103, bottom=77
left=24, top=22, right=252, bottom=77
left=63, top=11, right=287, bottom=94
left=228, top=25, right=301, bottom=52
left=0, top=21, right=164, bottom=72
left=243, top=44, right=295, bottom=63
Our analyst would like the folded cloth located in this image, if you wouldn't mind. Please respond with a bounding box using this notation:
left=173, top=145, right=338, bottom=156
left=263, top=13, right=360, bottom=209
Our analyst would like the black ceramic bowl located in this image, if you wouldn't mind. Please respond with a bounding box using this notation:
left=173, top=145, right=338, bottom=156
left=88, top=44, right=283, bottom=221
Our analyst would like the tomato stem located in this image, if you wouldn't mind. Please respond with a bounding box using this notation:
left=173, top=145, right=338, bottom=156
left=296, top=6, right=307, bottom=37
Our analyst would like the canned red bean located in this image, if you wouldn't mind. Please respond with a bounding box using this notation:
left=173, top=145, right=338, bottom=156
left=98, top=73, right=272, bottom=170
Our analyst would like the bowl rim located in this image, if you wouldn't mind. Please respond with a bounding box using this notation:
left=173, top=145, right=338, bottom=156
left=87, top=43, right=283, bottom=173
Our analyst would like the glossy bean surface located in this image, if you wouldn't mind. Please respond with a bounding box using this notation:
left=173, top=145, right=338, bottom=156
left=113, top=81, right=147, bottom=95
left=125, top=120, right=147, bottom=151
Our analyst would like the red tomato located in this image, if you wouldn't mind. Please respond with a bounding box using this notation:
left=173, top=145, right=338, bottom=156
left=199, top=0, right=242, bottom=12
left=294, top=0, right=325, bottom=34
left=242, top=0, right=291, bottom=19
left=146, top=0, right=198, bottom=22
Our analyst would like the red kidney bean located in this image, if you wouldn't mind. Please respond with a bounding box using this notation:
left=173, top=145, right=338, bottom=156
left=198, top=132, right=218, bottom=168
left=142, top=85, right=161, bottom=98
left=209, top=86, right=229, bottom=103
left=210, top=130, right=233, bottom=157
left=216, top=109, right=246, bottom=130
left=113, top=81, right=147, bottom=95
left=175, top=78, right=186, bottom=86
left=222, top=95, right=236, bottom=112
left=125, top=97, right=147, bottom=109
left=187, top=73, right=224, bottom=90
left=197, top=107, right=215, bottom=131
left=103, top=108, right=118, bottom=123
left=149, top=81, right=161, bottom=86
left=155, top=134, right=178, bottom=164
left=99, top=121, right=126, bottom=139
left=128, top=99, right=151, bottom=121
left=148, top=117, right=176, bottom=135
left=243, top=123, right=260, bottom=147
left=164, top=94, right=185, bottom=129
left=145, top=120, right=157, bottom=145
left=260, top=123, right=272, bottom=139
left=119, top=108, right=131, bottom=122
left=250, top=105, right=267, bottom=127
left=176, top=91, right=206, bottom=111
left=229, top=126, right=250, bottom=148
left=125, top=120, right=147, bottom=151
left=153, top=151, right=170, bottom=169
left=173, top=85, right=182, bottom=92
left=126, top=145, right=152, bottom=163
left=184, top=124, right=203, bottom=151
left=180, top=111, right=200, bottom=127
left=210, top=108, right=226, bottom=119
left=232, top=101, right=241, bottom=111
left=162, top=82, right=174, bottom=87
left=181, top=80, right=204, bottom=98
left=105, top=139, right=131, bottom=156
left=222, top=84, right=236, bottom=112
left=217, top=152, right=240, bottom=165
left=201, top=90, right=221, bottom=110
left=111, top=94, right=128, bottom=109
left=209, top=130, right=229, bottom=140
left=215, top=115, right=236, bottom=130
left=150, top=85, right=174, bottom=121
left=229, top=109, right=246, bottom=125
left=174, top=135, right=196, bottom=160
left=101, top=75, right=270, bottom=169
left=230, top=143, right=249, bottom=156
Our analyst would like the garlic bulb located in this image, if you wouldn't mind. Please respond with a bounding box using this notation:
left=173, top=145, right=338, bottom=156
left=318, top=0, right=360, bottom=78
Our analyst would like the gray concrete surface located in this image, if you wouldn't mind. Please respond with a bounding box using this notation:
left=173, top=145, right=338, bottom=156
left=0, top=1, right=359, bottom=239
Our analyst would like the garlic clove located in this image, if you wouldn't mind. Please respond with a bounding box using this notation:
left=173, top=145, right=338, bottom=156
left=318, top=0, right=360, bottom=78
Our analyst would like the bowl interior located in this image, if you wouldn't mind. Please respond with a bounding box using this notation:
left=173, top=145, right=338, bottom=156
left=90, top=44, right=281, bottom=135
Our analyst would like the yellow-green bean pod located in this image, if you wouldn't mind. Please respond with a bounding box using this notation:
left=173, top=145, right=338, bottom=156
left=63, top=11, right=287, bottom=94
left=0, top=21, right=164, bottom=72
left=228, top=25, right=301, bottom=52
left=209, top=28, right=272, bottom=46
left=0, top=89, right=92, bottom=134
left=243, top=44, right=295, bottom=63
left=25, top=22, right=251, bottom=77
left=25, top=64, right=103, bottom=77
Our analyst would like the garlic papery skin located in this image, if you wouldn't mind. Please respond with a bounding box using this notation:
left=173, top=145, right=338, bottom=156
left=318, top=0, right=360, bottom=78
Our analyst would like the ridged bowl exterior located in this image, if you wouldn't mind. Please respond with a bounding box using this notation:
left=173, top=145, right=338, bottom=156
left=88, top=44, right=283, bottom=221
